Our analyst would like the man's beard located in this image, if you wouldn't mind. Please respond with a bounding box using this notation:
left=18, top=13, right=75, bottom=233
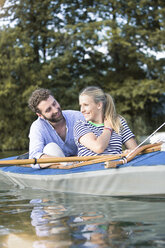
left=42, top=108, right=64, bottom=123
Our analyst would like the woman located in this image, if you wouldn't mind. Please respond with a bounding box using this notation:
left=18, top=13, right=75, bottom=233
left=74, top=86, right=137, bottom=156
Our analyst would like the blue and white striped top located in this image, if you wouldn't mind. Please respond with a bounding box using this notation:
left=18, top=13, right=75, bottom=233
left=74, top=118, right=135, bottom=156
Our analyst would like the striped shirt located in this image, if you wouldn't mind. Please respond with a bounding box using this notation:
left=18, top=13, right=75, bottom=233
left=74, top=118, right=135, bottom=156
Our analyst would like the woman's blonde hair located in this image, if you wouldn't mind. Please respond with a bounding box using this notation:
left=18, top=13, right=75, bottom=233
left=80, top=86, right=121, bottom=133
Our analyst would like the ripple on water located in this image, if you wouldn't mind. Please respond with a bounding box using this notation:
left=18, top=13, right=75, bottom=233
left=0, top=187, right=165, bottom=247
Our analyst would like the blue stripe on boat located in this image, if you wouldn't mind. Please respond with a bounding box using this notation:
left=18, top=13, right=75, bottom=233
left=0, top=151, right=165, bottom=175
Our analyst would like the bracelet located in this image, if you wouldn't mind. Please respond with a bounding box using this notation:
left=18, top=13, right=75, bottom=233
left=104, top=127, right=112, bottom=132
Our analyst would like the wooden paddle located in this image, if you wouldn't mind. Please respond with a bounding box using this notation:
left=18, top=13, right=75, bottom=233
left=0, top=151, right=138, bottom=166
left=4, top=143, right=161, bottom=169
left=47, top=143, right=162, bottom=169
left=0, top=143, right=162, bottom=169
left=105, top=142, right=162, bottom=168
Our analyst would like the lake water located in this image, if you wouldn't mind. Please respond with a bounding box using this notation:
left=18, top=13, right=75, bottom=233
left=0, top=152, right=165, bottom=247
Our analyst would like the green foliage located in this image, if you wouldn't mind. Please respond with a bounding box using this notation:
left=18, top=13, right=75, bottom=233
left=0, top=0, right=164, bottom=150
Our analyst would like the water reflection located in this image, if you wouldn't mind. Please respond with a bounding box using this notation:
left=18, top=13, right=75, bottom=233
left=29, top=197, right=129, bottom=248
left=0, top=186, right=165, bottom=248
left=30, top=198, right=72, bottom=247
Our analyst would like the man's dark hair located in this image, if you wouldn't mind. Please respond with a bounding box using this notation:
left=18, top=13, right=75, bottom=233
left=28, top=88, right=53, bottom=113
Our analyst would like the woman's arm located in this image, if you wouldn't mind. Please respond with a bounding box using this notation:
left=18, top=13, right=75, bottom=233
left=124, top=137, right=137, bottom=150
left=79, top=128, right=112, bottom=154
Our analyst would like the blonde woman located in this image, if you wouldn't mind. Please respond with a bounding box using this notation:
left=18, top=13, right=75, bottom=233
left=74, top=86, right=137, bottom=156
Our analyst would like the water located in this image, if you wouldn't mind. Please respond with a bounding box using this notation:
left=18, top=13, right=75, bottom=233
left=0, top=152, right=165, bottom=247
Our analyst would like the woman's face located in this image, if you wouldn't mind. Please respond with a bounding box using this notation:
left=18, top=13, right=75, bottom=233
left=79, top=94, right=102, bottom=123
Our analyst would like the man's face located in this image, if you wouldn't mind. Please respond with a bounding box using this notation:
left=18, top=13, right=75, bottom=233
left=37, top=95, right=63, bottom=123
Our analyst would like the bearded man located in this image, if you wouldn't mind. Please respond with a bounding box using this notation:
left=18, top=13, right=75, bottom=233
left=28, top=88, right=84, bottom=168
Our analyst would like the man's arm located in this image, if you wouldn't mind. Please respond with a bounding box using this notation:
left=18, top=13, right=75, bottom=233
left=28, top=120, right=46, bottom=159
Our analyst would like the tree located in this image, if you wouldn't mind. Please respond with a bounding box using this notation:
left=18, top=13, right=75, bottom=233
left=0, top=0, right=164, bottom=150
left=97, top=0, right=165, bottom=133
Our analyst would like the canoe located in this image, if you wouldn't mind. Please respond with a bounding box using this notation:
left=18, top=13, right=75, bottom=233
left=0, top=149, right=165, bottom=196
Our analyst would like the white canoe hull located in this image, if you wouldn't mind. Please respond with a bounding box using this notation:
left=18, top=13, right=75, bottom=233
left=1, top=164, right=165, bottom=196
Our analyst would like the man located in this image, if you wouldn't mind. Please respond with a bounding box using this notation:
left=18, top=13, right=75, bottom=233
left=28, top=88, right=84, bottom=168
